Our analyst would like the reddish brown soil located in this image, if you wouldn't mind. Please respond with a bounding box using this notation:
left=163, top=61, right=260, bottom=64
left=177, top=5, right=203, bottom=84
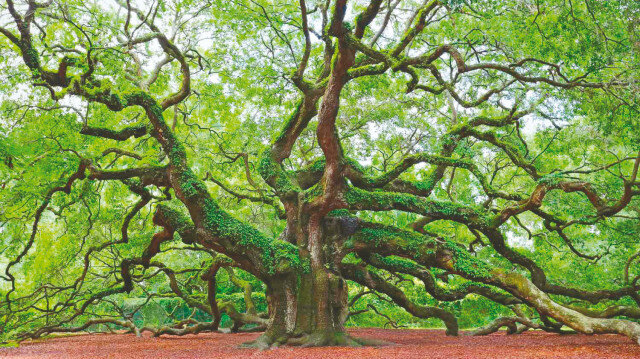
left=2, top=328, right=640, bottom=359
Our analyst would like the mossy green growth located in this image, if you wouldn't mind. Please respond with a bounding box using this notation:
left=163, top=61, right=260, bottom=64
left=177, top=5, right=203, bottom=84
left=274, top=102, right=302, bottom=143
left=168, top=142, right=188, bottom=164
left=306, top=158, right=326, bottom=173
left=452, top=281, right=493, bottom=291
left=201, top=198, right=305, bottom=274
left=156, top=202, right=197, bottom=243
left=344, top=187, right=488, bottom=226
left=351, top=222, right=436, bottom=260
left=443, top=239, right=491, bottom=280
left=23, top=45, right=41, bottom=70
left=370, top=253, right=422, bottom=272
left=176, top=168, right=207, bottom=199
left=351, top=223, right=491, bottom=280
left=343, top=157, right=366, bottom=173
left=156, top=202, right=188, bottom=225
left=413, top=177, right=436, bottom=193
left=347, top=63, right=387, bottom=78
left=327, top=209, right=352, bottom=217
left=302, top=183, right=323, bottom=203
left=257, top=149, right=298, bottom=195
left=343, top=238, right=355, bottom=249
left=273, top=240, right=309, bottom=274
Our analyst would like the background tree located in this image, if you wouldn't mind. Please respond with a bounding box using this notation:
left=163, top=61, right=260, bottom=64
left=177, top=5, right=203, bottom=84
left=1, top=0, right=639, bottom=348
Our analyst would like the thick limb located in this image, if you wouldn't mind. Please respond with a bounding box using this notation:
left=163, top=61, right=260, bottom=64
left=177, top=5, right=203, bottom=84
left=348, top=220, right=640, bottom=343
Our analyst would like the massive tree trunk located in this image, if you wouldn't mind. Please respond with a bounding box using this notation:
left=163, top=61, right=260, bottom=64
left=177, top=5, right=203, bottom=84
left=244, top=213, right=362, bottom=348
left=249, top=271, right=352, bottom=348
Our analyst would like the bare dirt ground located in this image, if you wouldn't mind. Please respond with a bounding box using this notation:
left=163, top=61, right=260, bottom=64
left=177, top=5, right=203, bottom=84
left=2, top=328, right=640, bottom=359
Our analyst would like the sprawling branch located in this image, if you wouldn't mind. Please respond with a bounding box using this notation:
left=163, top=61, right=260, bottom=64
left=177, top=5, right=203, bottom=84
left=340, top=262, right=459, bottom=335
left=345, top=220, right=640, bottom=342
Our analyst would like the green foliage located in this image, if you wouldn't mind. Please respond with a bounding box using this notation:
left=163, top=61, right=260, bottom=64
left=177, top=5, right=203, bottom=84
left=0, top=0, right=638, bottom=342
left=442, top=239, right=491, bottom=280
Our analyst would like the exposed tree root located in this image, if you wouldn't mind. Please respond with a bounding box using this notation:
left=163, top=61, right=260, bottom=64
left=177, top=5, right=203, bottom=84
left=240, top=331, right=392, bottom=349
left=465, top=316, right=542, bottom=336
left=17, top=318, right=141, bottom=341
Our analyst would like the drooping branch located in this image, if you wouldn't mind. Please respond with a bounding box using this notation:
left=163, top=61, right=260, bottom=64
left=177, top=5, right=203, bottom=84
left=4, top=158, right=90, bottom=311
left=340, top=262, right=459, bottom=335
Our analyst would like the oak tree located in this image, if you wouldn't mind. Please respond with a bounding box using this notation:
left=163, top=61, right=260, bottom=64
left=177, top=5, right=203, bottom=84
left=1, top=0, right=640, bottom=348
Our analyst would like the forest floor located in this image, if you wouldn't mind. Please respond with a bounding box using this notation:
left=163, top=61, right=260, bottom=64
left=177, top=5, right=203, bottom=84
left=2, top=328, right=640, bottom=359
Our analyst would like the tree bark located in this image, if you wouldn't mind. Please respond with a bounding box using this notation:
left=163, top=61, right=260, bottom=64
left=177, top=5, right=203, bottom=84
left=243, top=217, right=372, bottom=348
left=243, top=271, right=356, bottom=348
